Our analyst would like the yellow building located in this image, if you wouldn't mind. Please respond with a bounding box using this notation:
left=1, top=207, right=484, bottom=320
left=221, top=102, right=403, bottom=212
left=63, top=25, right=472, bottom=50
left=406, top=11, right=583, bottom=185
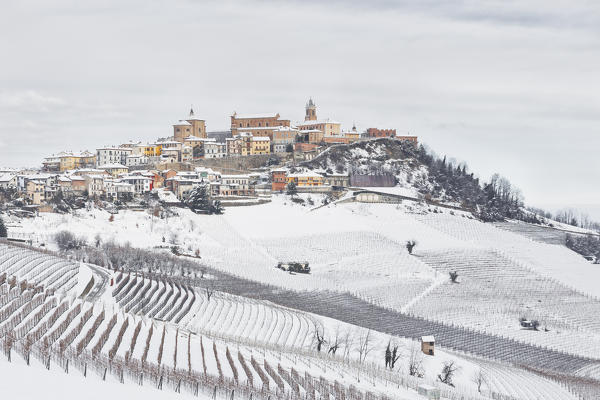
left=136, top=144, right=162, bottom=157
left=98, top=163, right=128, bottom=178
left=26, top=180, right=46, bottom=205
left=250, top=136, right=271, bottom=155
left=286, top=171, right=324, bottom=187
left=43, top=151, right=96, bottom=172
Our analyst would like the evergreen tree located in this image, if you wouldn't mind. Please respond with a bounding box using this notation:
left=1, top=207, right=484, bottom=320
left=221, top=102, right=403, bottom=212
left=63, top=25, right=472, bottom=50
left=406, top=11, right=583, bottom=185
left=0, top=217, right=7, bottom=238
left=185, top=185, right=212, bottom=212
left=185, top=185, right=224, bottom=215
left=286, top=181, right=297, bottom=196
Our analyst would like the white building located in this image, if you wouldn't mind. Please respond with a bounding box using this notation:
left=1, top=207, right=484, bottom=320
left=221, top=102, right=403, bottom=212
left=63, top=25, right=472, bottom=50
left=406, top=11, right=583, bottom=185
left=96, top=147, right=132, bottom=166
left=120, top=175, right=153, bottom=194
left=219, top=175, right=253, bottom=196
left=104, top=180, right=135, bottom=201
left=84, top=174, right=105, bottom=197
left=0, top=173, right=17, bottom=189
left=126, top=154, right=149, bottom=167
left=204, top=142, right=226, bottom=158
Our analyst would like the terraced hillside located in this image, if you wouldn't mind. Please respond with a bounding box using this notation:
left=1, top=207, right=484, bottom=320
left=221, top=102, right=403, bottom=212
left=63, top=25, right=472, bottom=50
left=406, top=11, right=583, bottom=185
left=0, top=241, right=586, bottom=400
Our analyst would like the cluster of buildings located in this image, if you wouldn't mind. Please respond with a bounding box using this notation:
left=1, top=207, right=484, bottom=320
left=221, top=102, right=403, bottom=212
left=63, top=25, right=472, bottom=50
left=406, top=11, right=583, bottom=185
left=0, top=165, right=273, bottom=207
left=42, top=99, right=417, bottom=173
left=0, top=99, right=417, bottom=209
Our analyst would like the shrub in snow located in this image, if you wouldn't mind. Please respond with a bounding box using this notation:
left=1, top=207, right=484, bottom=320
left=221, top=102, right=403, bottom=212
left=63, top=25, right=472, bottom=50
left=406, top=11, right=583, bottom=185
left=53, top=230, right=87, bottom=251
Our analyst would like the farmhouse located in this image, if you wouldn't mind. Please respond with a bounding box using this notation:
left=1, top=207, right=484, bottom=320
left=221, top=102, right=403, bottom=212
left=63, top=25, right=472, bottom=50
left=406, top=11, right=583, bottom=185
left=421, top=335, right=435, bottom=356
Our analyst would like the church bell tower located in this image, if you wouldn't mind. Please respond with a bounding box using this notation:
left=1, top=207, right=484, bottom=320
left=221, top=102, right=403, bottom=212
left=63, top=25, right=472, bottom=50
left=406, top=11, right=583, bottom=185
left=305, top=98, right=317, bottom=121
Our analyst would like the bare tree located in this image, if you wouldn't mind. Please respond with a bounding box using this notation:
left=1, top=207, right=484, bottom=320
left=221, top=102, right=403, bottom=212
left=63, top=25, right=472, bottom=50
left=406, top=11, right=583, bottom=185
left=356, top=329, right=373, bottom=363
left=314, top=325, right=326, bottom=352
left=342, top=329, right=354, bottom=361
left=406, top=240, right=417, bottom=255
left=473, top=369, right=487, bottom=393
left=449, top=271, right=459, bottom=283
left=438, top=361, right=458, bottom=387
left=328, top=330, right=340, bottom=355
left=390, top=344, right=401, bottom=370
left=408, top=344, right=424, bottom=377
left=205, top=287, right=214, bottom=301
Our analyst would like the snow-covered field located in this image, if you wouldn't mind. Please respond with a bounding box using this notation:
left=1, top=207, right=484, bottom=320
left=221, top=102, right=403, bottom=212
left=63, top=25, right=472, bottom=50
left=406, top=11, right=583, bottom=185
left=2, top=195, right=600, bottom=398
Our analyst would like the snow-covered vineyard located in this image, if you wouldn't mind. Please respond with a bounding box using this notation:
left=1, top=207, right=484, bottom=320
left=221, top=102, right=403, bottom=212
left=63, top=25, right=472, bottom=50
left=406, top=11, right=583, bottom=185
left=2, top=197, right=600, bottom=399
left=0, top=240, right=589, bottom=400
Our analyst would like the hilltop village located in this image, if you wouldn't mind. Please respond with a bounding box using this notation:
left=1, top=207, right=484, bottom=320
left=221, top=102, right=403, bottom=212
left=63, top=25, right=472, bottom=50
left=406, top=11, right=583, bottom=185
left=0, top=99, right=417, bottom=211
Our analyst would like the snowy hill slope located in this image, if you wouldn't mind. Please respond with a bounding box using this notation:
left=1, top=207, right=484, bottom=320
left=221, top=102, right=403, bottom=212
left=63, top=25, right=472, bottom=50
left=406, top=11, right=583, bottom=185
left=1, top=242, right=584, bottom=400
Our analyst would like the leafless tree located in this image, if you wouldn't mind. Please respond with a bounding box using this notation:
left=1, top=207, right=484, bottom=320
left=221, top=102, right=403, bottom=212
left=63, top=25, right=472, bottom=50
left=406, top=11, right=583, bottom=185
left=314, top=325, right=326, bottom=352
left=406, top=240, right=417, bottom=255
left=205, top=286, right=214, bottom=302
left=438, top=361, right=458, bottom=387
left=473, top=369, right=487, bottom=393
left=449, top=271, right=459, bottom=283
left=341, top=329, right=354, bottom=361
left=356, top=329, right=373, bottom=363
left=328, top=329, right=340, bottom=355
left=408, top=344, right=424, bottom=377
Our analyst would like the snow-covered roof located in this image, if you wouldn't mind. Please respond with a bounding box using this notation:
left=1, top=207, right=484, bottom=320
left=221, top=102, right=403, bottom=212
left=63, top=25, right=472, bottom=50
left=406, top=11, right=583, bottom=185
left=298, top=129, right=322, bottom=133
left=98, top=163, right=127, bottom=169
left=184, top=136, right=215, bottom=142
left=287, top=171, right=323, bottom=178
left=221, top=174, right=250, bottom=179
left=173, top=120, right=192, bottom=126
left=233, top=113, right=279, bottom=119
left=235, top=126, right=279, bottom=131
left=0, top=173, right=16, bottom=182
left=274, top=126, right=300, bottom=132
left=296, top=119, right=340, bottom=127
left=421, top=335, right=435, bottom=342
left=252, top=136, right=270, bottom=142
left=96, top=147, right=131, bottom=152
left=156, top=140, right=181, bottom=145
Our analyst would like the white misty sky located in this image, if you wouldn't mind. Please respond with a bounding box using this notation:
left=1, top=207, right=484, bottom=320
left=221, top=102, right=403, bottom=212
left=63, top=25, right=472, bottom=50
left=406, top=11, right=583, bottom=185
left=0, top=0, right=599, bottom=216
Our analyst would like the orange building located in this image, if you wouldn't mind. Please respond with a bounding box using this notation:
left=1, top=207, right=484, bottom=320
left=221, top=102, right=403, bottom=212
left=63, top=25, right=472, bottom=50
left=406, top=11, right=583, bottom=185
left=230, top=112, right=290, bottom=138
left=271, top=169, right=287, bottom=192
left=396, top=135, right=419, bottom=145
left=367, top=128, right=396, bottom=138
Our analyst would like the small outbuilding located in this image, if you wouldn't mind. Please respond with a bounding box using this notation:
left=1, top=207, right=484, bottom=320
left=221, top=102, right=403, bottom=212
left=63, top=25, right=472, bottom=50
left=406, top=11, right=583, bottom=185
left=417, top=384, right=440, bottom=399
left=421, top=335, right=435, bottom=356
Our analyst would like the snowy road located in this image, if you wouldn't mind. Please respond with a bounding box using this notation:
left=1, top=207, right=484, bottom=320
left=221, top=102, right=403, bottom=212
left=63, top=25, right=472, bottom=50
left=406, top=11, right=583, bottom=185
left=86, top=263, right=111, bottom=301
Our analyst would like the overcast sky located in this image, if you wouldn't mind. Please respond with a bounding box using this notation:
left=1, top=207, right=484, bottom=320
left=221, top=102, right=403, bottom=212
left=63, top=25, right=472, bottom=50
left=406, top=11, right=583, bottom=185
left=1, top=0, right=599, bottom=217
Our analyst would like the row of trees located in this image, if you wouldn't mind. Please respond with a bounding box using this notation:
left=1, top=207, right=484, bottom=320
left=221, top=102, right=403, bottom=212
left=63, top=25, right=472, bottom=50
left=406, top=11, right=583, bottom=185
left=415, top=144, right=528, bottom=222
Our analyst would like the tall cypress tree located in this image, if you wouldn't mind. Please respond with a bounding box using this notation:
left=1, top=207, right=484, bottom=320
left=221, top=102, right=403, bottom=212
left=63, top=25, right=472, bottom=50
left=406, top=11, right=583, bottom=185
left=0, top=217, right=7, bottom=238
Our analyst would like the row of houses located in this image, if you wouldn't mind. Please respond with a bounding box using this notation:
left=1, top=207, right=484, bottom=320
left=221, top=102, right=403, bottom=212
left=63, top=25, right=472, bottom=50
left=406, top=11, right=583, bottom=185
left=2, top=162, right=273, bottom=207
left=271, top=168, right=350, bottom=191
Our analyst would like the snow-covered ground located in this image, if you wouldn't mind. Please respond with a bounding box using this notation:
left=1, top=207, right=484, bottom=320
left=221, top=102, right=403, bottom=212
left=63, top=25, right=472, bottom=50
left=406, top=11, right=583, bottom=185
left=3, top=196, right=600, bottom=398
